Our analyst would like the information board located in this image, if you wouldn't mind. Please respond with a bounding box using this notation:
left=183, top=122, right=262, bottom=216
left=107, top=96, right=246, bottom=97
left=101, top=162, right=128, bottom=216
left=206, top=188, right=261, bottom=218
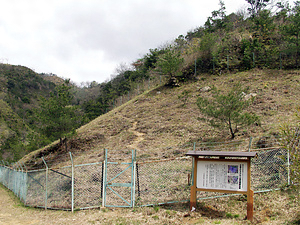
left=197, top=161, right=248, bottom=191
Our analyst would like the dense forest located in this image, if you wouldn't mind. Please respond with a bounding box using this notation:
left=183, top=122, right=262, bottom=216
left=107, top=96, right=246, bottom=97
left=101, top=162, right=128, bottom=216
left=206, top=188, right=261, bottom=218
left=0, top=0, right=299, bottom=162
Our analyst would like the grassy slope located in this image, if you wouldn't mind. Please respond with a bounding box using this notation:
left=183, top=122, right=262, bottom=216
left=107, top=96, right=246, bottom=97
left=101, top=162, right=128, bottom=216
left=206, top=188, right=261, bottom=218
left=21, top=69, right=300, bottom=166
left=15, top=68, right=300, bottom=224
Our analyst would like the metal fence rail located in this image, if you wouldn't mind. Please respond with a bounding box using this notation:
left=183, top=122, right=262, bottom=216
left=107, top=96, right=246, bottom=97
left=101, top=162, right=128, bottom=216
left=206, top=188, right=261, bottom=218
left=0, top=147, right=290, bottom=210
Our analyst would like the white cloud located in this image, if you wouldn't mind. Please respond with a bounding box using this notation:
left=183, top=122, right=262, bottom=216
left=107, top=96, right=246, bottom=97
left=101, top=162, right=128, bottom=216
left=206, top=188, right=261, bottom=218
left=0, top=0, right=292, bottom=84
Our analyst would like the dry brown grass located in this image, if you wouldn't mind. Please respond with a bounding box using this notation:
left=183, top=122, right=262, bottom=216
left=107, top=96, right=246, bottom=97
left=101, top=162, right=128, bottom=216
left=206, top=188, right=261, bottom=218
left=13, top=69, right=297, bottom=223
left=1, top=182, right=299, bottom=224
left=20, top=69, right=300, bottom=167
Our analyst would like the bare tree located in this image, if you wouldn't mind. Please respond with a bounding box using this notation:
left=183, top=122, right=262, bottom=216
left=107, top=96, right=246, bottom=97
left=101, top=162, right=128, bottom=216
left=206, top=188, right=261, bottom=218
left=246, top=0, right=271, bottom=16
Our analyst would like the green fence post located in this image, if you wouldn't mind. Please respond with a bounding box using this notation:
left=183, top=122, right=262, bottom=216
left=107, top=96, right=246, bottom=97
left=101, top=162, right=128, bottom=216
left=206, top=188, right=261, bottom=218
left=42, top=157, right=48, bottom=210
left=69, top=152, right=74, bottom=212
left=18, top=162, right=23, bottom=172
left=16, top=162, right=21, bottom=172
left=248, top=137, right=253, bottom=152
left=102, top=149, right=107, bottom=207
left=132, top=149, right=136, bottom=208
left=280, top=53, right=282, bottom=70
left=195, top=59, right=197, bottom=76
left=227, top=55, right=229, bottom=71
left=21, top=162, right=27, bottom=172
left=252, top=52, right=255, bottom=68
left=287, top=150, right=290, bottom=186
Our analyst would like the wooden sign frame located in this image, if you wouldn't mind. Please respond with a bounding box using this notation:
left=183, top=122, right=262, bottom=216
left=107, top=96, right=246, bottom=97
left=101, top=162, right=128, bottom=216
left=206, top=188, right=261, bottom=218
left=186, top=151, right=256, bottom=221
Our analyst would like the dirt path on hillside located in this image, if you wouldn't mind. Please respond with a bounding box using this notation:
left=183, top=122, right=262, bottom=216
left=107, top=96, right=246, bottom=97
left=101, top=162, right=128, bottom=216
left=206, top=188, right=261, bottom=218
left=128, top=121, right=145, bottom=150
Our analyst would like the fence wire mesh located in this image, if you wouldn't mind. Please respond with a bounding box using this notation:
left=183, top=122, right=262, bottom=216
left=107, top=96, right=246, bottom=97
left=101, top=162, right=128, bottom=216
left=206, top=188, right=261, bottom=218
left=252, top=148, right=288, bottom=192
left=0, top=146, right=291, bottom=210
left=47, top=167, right=72, bottom=210
left=74, top=163, right=103, bottom=209
left=104, top=161, right=134, bottom=207
left=136, top=158, right=191, bottom=206
left=0, top=167, right=27, bottom=202
left=26, top=170, right=46, bottom=208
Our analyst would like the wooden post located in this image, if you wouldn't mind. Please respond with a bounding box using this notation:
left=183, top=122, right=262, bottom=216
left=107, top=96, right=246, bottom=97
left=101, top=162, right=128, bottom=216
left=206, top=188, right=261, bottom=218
left=247, top=189, right=254, bottom=221
left=247, top=158, right=254, bottom=221
left=190, top=156, right=197, bottom=210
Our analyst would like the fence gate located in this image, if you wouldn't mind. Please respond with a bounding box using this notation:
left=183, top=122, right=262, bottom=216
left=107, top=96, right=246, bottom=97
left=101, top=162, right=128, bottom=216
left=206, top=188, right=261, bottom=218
left=102, top=149, right=136, bottom=207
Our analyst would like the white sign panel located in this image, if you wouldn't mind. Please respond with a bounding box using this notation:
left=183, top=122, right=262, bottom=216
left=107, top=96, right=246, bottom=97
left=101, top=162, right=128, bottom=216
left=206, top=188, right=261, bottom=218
left=197, top=161, right=248, bottom=191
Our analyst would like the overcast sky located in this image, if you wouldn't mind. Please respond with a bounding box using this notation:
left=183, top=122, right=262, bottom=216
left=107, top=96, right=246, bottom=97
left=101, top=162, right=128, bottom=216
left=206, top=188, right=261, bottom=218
left=0, top=0, right=292, bottom=85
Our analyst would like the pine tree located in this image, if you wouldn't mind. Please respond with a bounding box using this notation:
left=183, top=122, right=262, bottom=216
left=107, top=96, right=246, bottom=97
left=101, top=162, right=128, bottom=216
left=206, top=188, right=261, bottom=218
left=155, top=47, right=184, bottom=86
left=37, top=80, right=85, bottom=142
left=197, top=84, right=260, bottom=139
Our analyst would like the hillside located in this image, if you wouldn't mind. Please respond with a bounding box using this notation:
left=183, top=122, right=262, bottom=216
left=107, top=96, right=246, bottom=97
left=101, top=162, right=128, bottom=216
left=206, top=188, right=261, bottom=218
left=0, top=99, right=31, bottom=159
left=1, top=3, right=299, bottom=224
left=0, top=64, right=60, bottom=161
left=0, top=64, right=97, bottom=161
left=21, top=68, right=300, bottom=167
left=2, top=3, right=300, bottom=163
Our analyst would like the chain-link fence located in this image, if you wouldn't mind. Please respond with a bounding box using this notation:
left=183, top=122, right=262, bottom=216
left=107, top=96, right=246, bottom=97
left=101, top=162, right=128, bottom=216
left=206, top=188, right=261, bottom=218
left=252, top=148, right=289, bottom=192
left=136, top=157, right=191, bottom=207
left=0, top=144, right=290, bottom=210
left=74, top=163, right=103, bottom=210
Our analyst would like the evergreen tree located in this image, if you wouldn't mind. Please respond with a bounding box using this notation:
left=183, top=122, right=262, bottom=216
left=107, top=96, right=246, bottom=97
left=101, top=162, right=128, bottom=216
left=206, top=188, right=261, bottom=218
left=155, top=47, right=184, bottom=86
left=197, top=84, right=260, bottom=139
left=282, top=2, right=300, bottom=67
left=37, top=80, right=86, bottom=142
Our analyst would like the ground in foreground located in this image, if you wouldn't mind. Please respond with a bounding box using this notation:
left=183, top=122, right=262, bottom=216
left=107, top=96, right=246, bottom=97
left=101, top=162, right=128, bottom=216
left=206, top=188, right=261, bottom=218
left=0, top=184, right=299, bottom=225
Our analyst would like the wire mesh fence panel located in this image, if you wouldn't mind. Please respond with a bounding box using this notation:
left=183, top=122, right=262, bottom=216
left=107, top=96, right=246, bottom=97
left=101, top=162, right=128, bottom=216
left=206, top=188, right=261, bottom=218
left=0, top=166, right=9, bottom=188
left=74, top=163, right=103, bottom=209
left=18, top=172, right=28, bottom=203
left=0, top=147, right=291, bottom=210
left=252, top=148, right=288, bottom=192
left=105, top=185, right=132, bottom=207
left=104, top=162, right=134, bottom=207
left=47, top=167, right=72, bottom=210
left=1, top=167, right=12, bottom=190
left=2, top=168, right=22, bottom=197
left=136, top=157, right=192, bottom=206
left=7, top=169, right=14, bottom=192
left=26, top=170, right=46, bottom=208
left=10, top=170, right=28, bottom=202
left=0, top=166, right=3, bottom=185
